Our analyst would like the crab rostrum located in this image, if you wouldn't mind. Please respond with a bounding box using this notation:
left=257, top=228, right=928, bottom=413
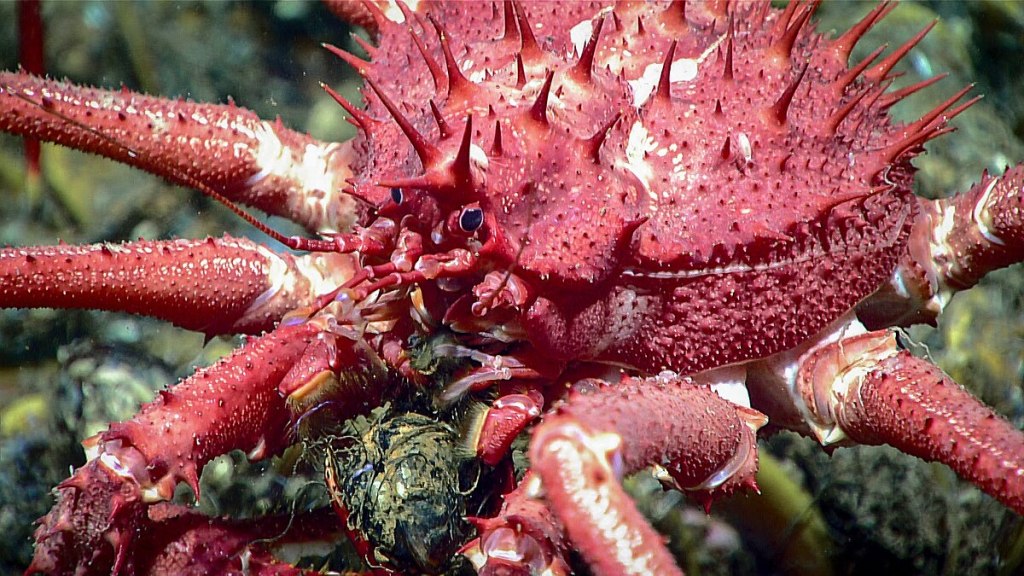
left=1, top=1, right=1022, bottom=574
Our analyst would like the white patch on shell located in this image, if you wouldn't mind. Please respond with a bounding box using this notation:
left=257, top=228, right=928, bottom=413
left=690, top=364, right=751, bottom=409
left=973, top=176, right=1006, bottom=246
left=628, top=59, right=699, bottom=108
left=737, top=132, right=753, bottom=165
left=569, top=19, right=593, bottom=57
left=622, top=121, right=658, bottom=202
left=627, top=33, right=726, bottom=108
left=381, top=0, right=416, bottom=23
left=248, top=121, right=342, bottom=232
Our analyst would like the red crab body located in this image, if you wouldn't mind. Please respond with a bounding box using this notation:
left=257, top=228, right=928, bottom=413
left=1, top=1, right=1023, bottom=575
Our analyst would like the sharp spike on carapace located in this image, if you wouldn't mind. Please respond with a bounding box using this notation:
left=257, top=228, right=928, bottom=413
left=322, top=42, right=371, bottom=71
left=452, top=116, right=475, bottom=189
left=512, top=0, right=544, bottom=64
left=491, top=120, right=504, bottom=157
left=351, top=33, right=377, bottom=59
left=771, top=0, right=801, bottom=42
left=770, top=1, right=817, bottom=63
left=570, top=16, right=604, bottom=84
left=362, top=74, right=441, bottom=167
left=428, top=15, right=476, bottom=101
left=357, top=0, right=388, bottom=32
left=720, top=134, right=731, bottom=160
left=501, top=0, right=518, bottom=44
left=767, top=65, right=808, bottom=127
left=825, top=86, right=871, bottom=135
left=833, top=1, right=897, bottom=64
left=864, top=20, right=937, bottom=84
left=405, top=17, right=446, bottom=93
left=635, top=15, right=646, bottom=36
left=429, top=100, right=452, bottom=139
left=584, top=112, right=621, bottom=164
left=903, top=85, right=977, bottom=136
left=530, top=70, right=555, bottom=125
left=878, top=73, right=949, bottom=109
left=659, top=0, right=688, bottom=33
left=722, top=21, right=735, bottom=81
left=319, top=82, right=375, bottom=131
left=653, top=41, right=678, bottom=105
left=834, top=43, right=886, bottom=95
left=515, top=54, right=528, bottom=89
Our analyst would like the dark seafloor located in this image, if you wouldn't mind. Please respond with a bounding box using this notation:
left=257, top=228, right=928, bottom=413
left=0, top=1, right=1022, bottom=575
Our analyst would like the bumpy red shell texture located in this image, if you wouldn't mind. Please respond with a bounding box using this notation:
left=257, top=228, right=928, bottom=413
left=346, top=1, right=947, bottom=374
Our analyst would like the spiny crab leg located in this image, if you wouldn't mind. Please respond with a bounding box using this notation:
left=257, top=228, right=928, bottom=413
left=0, top=236, right=356, bottom=337
left=86, top=504, right=339, bottom=576
left=467, top=376, right=766, bottom=576
left=795, top=328, right=1024, bottom=514
left=0, top=72, right=358, bottom=234
left=860, top=163, right=1024, bottom=327
left=28, top=321, right=319, bottom=574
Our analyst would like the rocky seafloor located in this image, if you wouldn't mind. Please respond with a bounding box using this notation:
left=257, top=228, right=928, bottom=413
left=1, top=1, right=1022, bottom=575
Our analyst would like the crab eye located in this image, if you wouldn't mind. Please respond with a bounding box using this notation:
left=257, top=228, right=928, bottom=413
left=459, top=207, right=484, bottom=232
left=390, top=187, right=403, bottom=205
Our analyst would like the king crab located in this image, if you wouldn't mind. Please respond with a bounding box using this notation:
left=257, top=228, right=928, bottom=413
left=2, top=1, right=1024, bottom=573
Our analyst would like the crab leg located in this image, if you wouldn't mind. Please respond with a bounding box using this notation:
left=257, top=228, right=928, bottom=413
left=468, top=376, right=765, bottom=576
left=859, top=163, right=1024, bottom=327
left=89, top=504, right=339, bottom=576
left=27, top=321, right=323, bottom=575
left=0, top=72, right=358, bottom=234
left=795, top=329, right=1024, bottom=515
left=0, top=236, right=355, bottom=336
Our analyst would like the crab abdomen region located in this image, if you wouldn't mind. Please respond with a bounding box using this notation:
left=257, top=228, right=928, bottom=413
left=350, top=2, right=961, bottom=374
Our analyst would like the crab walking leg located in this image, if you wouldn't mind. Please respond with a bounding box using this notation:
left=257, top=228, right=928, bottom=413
left=860, top=164, right=1024, bottom=327
left=0, top=72, right=358, bottom=234
left=796, top=330, right=1024, bottom=514
left=96, top=504, right=339, bottom=576
left=526, top=376, right=765, bottom=576
left=28, top=322, right=323, bottom=575
left=0, top=236, right=355, bottom=336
